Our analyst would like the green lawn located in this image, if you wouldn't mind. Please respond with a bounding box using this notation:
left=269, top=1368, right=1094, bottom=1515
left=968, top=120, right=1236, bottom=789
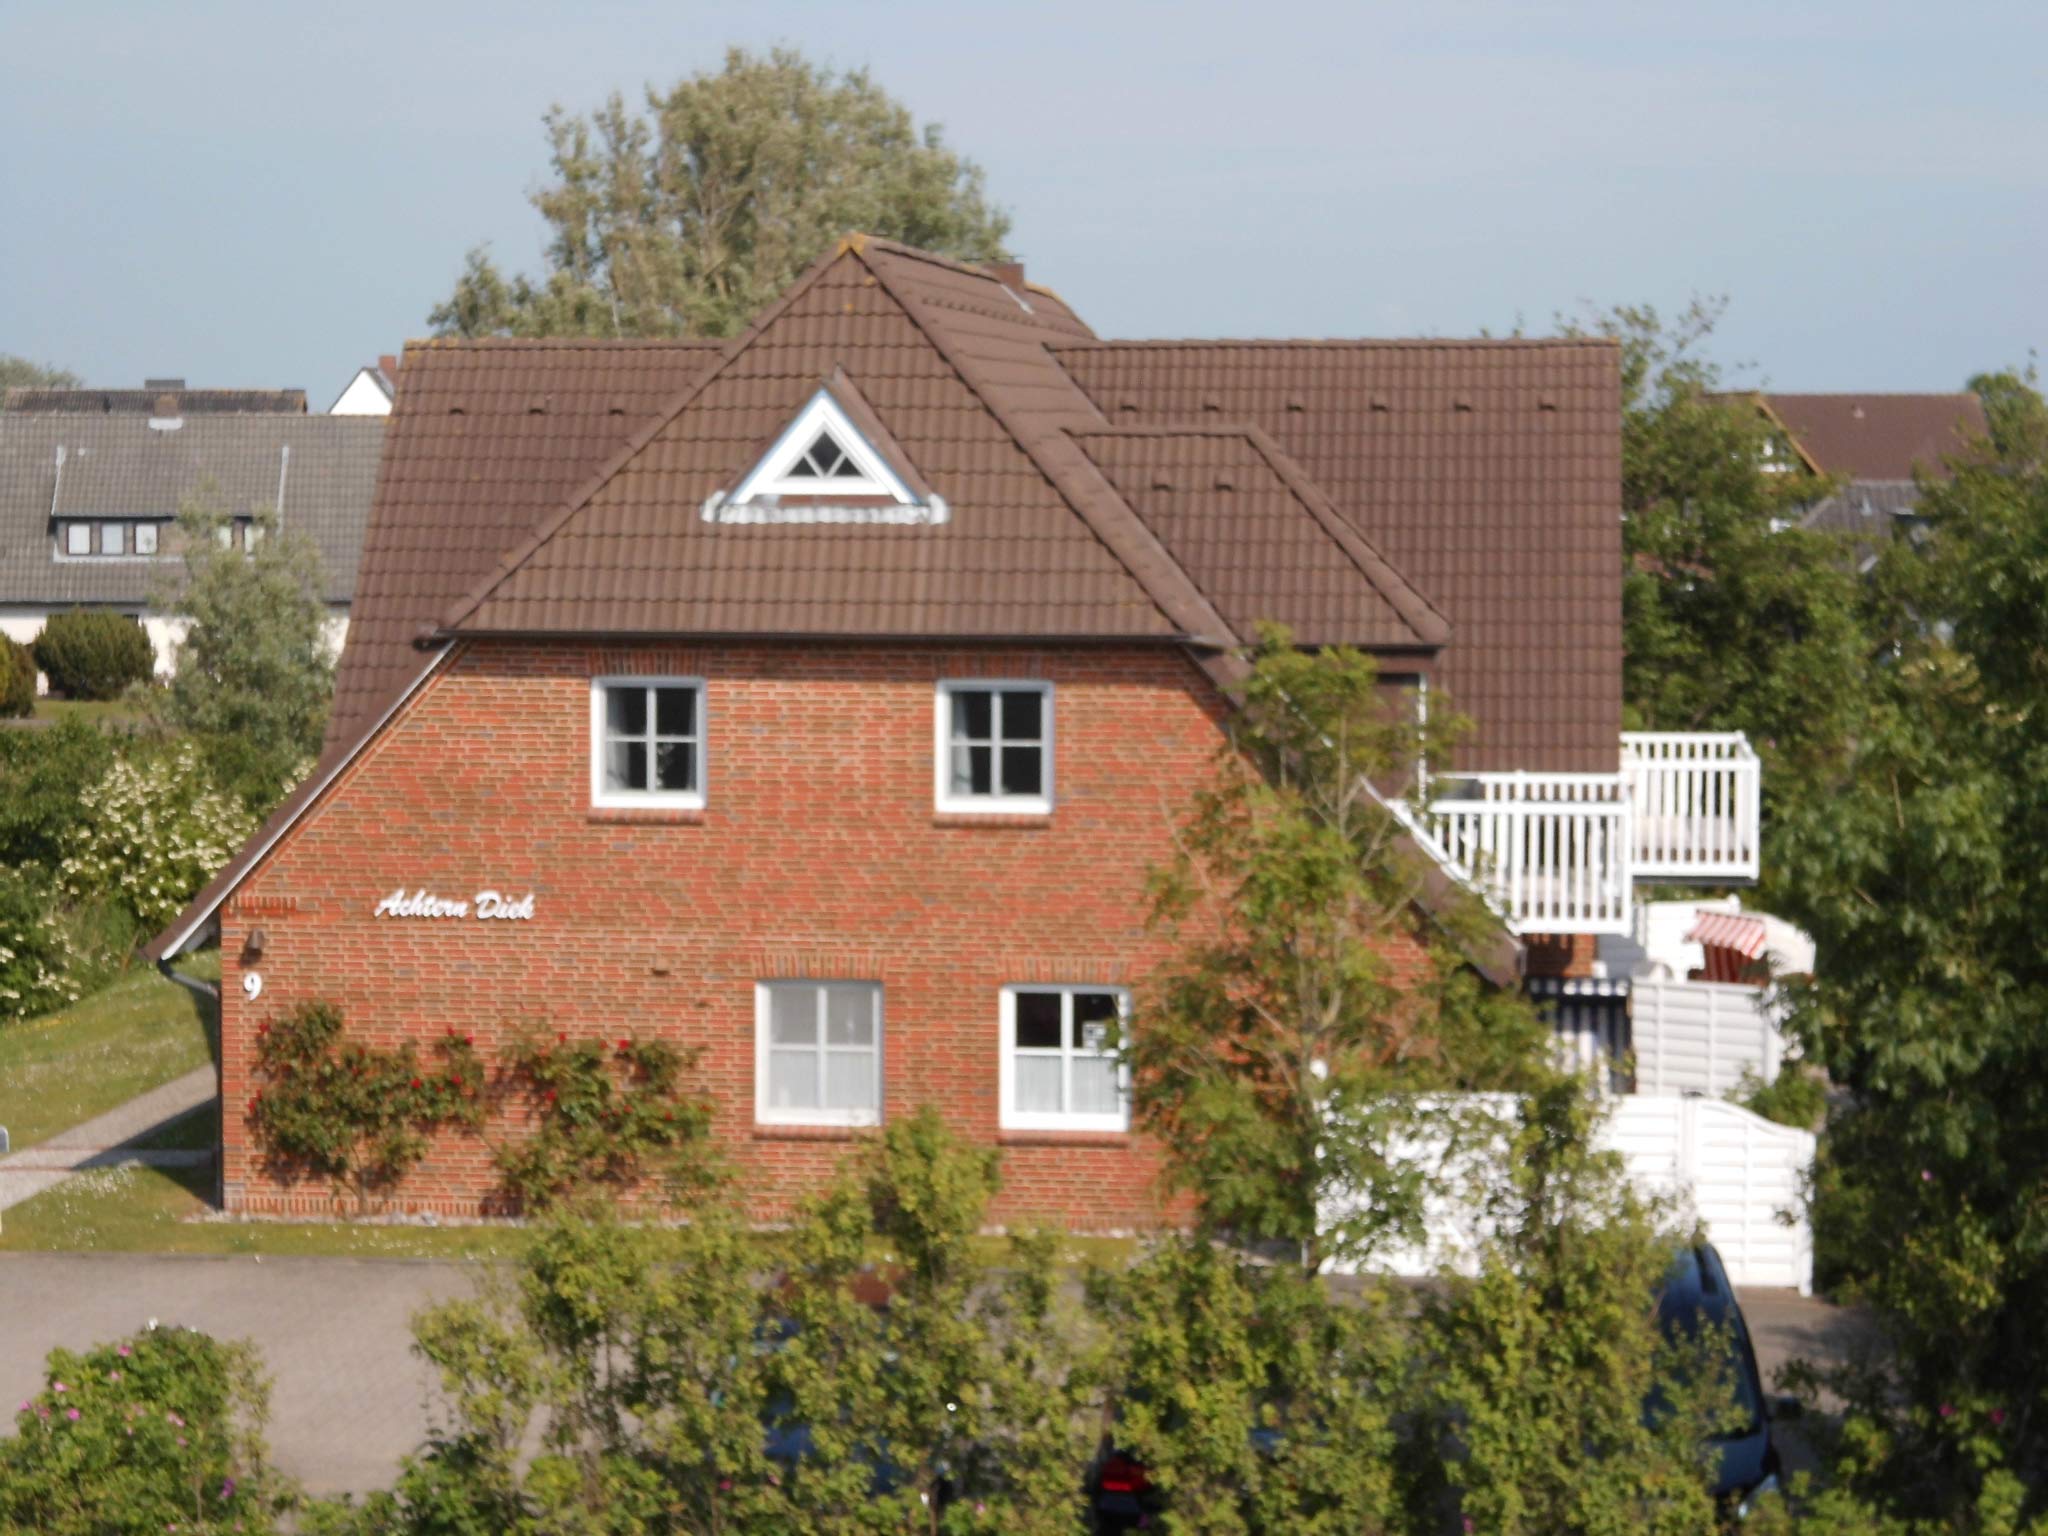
left=3, top=696, right=158, bottom=732
left=0, top=957, right=219, bottom=1151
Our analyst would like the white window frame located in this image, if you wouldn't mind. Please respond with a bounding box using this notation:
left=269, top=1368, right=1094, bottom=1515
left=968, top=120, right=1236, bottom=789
left=134, top=522, right=159, bottom=556
left=755, top=980, right=885, bottom=1128
left=999, top=984, right=1131, bottom=1133
left=589, top=676, right=707, bottom=809
left=98, top=523, right=124, bottom=556
left=731, top=389, right=917, bottom=505
left=934, top=679, right=1054, bottom=815
left=63, top=523, right=90, bottom=556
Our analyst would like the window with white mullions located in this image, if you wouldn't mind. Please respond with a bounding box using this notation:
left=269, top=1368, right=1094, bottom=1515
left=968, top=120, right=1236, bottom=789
left=1000, top=985, right=1128, bottom=1132
left=784, top=431, right=865, bottom=481
left=936, top=680, right=1052, bottom=813
left=757, top=981, right=883, bottom=1126
left=590, top=677, right=704, bottom=808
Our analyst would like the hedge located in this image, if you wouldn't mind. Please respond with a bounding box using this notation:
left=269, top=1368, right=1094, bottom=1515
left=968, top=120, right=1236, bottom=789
left=0, top=635, right=31, bottom=718
left=32, top=610, right=154, bottom=700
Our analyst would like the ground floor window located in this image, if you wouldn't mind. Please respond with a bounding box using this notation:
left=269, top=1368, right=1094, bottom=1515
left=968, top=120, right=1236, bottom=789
left=999, top=985, right=1129, bottom=1132
left=756, top=981, right=883, bottom=1127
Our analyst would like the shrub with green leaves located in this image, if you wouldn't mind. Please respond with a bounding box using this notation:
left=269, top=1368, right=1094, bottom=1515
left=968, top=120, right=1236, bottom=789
left=32, top=609, right=155, bottom=700
left=0, top=632, right=33, bottom=717
left=489, top=1028, right=715, bottom=1210
left=0, top=862, right=79, bottom=1022
left=0, top=713, right=117, bottom=871
left=56, top=741, right=256, bottom=930
left=248, top=1001, right=484, bottom=1214
left=0, top=1324, right=291, bottom=1536
left=1732, top=1064, right=1828, bottom=1132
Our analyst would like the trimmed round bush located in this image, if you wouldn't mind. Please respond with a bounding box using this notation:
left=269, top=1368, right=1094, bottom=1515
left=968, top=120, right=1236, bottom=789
left=0, top=634, right=33, bottom=718
left=32, top=610, right=154, bottom=699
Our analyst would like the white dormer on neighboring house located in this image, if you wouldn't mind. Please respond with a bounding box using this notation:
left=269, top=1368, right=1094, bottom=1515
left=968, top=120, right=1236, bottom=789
left=328, top=356, right=397, bottom=416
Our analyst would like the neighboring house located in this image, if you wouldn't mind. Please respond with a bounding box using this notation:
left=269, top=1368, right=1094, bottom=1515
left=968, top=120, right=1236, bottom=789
left=1737, top=390, right=1990, bottom=552
left=327, top=357, right=398, bottom=416
left=148, top=236, right=1762, bottom=1227
left=0, top=383, right=384, bottom=679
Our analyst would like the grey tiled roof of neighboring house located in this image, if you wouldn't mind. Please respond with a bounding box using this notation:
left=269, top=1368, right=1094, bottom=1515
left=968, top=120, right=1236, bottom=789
left=0, top=413, right=385, bottom=607
left=1800, top=479, right=1922, bottom=536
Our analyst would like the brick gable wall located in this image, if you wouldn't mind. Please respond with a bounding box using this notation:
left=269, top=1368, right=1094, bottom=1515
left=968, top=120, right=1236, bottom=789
left=216, top=638, right=1434, bottom=1228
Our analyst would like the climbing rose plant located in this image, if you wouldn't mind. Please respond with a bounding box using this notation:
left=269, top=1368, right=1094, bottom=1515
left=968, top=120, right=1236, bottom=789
left=247, top=1002, right=483, bottom=1214
left=57, top=743, right=256, bottom=929
left=490, top=1029, right=715, bottom=1209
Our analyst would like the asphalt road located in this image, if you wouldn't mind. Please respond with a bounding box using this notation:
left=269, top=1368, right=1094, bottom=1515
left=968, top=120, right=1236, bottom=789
left=0, top=1254, right=1870, bottom=1496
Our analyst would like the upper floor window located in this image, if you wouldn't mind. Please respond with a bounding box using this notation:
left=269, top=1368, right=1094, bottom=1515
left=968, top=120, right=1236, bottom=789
left=134, top=523, right=158, bottom=556
left=590, top=677, right=704, bottom=809
left=999, top=985, right=1128, bottom=1133
left=935, top=680, right=1052, bottom=814
left=63, top=523, right=90, bottom=556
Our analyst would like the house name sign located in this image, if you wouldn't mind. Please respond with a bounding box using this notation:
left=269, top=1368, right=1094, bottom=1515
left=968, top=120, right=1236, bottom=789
left=374, top=888, right=536, bottom=922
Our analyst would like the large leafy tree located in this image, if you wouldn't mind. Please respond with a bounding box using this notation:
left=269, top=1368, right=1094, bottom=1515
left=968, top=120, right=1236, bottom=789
left=1586, top=301, right=1880, bottom=834
left=154, top=486, right=333, bottom=811
left=1129, top=627, right=1549, bottom=1272
left=431, top=47, right=1010, bottom=341
left=1769, top=372, right=2048, bottom=1524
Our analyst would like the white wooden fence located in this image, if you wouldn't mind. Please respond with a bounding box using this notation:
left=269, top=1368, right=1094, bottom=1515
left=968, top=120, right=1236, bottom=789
left=1631, top=978, right=1789, bottom=1098
left=1325, top=1094, right=1815, bottom=1292
left=1622, top=732, right=1762, bottom=882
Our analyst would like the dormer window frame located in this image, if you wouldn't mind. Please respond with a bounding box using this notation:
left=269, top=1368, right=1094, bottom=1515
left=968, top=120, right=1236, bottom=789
left=703, top=387, right=949, bottom=526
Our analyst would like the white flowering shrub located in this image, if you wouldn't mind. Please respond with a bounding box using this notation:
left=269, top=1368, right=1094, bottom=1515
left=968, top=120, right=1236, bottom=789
left=0, top=867, right=79, bottom=1022
left=59, top=744, right=257, bottom=930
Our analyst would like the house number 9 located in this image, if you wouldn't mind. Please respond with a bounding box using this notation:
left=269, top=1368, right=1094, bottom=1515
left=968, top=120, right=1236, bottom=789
left=242, top=972, right=264, bottom=1000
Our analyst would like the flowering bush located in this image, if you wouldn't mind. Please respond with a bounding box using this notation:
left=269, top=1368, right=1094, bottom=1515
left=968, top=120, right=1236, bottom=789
left=0, top=863, right=80, bottom=1022
left=57, top=743, right=256, bottom=929
left=0, top=1324, right=291, bottom=1535
left=248, top=1001, right=483, bottom=1214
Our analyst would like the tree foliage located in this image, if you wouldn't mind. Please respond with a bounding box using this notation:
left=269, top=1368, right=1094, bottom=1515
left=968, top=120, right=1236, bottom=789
left=0, top=633, right=33, bottom=718
left=0, top=354, right=79, bottom=401
left=1582, top=300, right=1879, bottom=826
left=430, top=47, right=1010, bottom=342
left=155, top=486, right=333, bottom=812
left=31, top=611, right=154, bottom=700
left=1767, top=372, right=2048, bottom=1525
left=1129, top=626, right=1548, bottom=1270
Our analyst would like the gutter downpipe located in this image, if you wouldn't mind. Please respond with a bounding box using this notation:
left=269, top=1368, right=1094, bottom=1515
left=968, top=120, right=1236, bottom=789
left=156, top=952, right=223, bottom=1206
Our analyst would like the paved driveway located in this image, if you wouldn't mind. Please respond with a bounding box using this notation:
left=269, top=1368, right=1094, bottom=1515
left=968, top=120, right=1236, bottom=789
left=0, top=1253, right=476, bottom=1494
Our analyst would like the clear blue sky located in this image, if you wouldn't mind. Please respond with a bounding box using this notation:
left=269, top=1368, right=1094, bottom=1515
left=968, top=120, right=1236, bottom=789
left=3, top=0, right=2042, bottom=405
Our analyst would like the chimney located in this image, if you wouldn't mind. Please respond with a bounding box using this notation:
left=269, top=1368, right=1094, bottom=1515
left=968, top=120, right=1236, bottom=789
left=143, top=377, right=186, bottom=391
left=987, top=260, right=1025, bottom=289
left=378, top=353, right=398, bottom=382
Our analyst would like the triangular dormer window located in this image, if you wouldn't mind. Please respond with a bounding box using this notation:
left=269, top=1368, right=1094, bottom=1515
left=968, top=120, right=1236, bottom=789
left=704, top=381, right=948, bottom=525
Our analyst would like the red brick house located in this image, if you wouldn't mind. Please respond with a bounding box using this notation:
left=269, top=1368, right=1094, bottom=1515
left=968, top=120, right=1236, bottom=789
left=150, top=236, right=1757, bottom=1224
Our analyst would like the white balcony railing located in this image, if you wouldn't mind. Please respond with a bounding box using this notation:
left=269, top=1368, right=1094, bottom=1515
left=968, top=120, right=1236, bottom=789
left=1621, top=732, right=1761, bottom=881
left=1422, top=772, right=1634, bottom=936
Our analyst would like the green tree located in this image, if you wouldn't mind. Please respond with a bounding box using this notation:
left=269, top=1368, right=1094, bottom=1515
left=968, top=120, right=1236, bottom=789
left=1767, top=376, right=2048, bottom=1523
left=1407, top=1080, right=1733, bottom=1536
left=0, top=714, right=115, bottom=871
left=1584, top=301, right=1878, bottom=831
left=0, top=355, right=79, bottom=401
left=430, top=47, right=1010, bottom=341
left=1129, top=626, right=1548, bottom=1272
left=154, top=486, right=333, bottom=811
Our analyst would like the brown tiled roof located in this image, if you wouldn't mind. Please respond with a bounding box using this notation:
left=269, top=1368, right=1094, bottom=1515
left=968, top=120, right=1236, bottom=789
left=3, top=386, right=307, bottom=415
left=1757, top=392, right=1988, bottom=481
left=1071, top=426, right=1447, bottom=651
left=1053, top=339, right=1622, bottom=771
left=325, top=337, right=722, bottom=747
left=441, top=240, right=1232, bottom=649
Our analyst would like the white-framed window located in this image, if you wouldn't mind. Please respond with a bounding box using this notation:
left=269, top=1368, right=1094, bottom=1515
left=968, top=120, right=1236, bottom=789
left=935, top=680, right=1053, bottom=814
left=99, top=523, right=124, bottom=556
left=134, top=522, right=159, bottom=556
left=589, top=676, right=705, bottom=808
left=63, top=523, right=91, bottom=556
left=756, top=980, right=884, bottom=1127
left=999, top=985, right=1129, bottom=1133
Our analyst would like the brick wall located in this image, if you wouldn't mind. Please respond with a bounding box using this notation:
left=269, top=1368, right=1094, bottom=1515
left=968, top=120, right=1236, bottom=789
left=220, top=638, right=1447, bottom=1228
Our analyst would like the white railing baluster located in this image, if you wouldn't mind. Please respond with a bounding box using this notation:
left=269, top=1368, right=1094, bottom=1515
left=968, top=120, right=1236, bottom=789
left=1620, top=732, right=1761, bottom=882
